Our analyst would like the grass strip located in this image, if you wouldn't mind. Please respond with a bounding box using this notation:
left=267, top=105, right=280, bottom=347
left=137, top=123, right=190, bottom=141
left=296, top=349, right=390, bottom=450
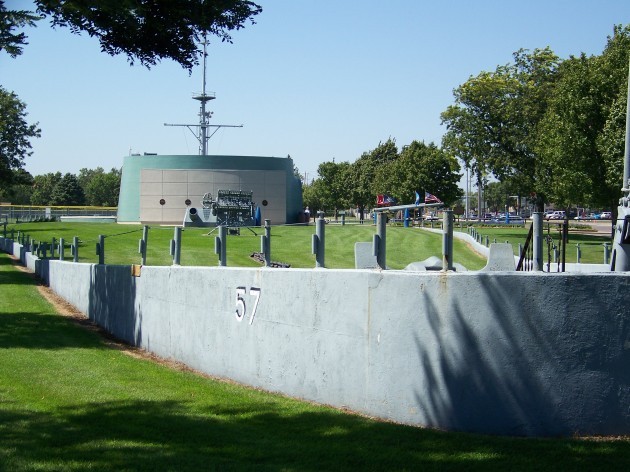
left=469, top=225, right=612, bottom=264
left=1, top=252, right=630, bottom=470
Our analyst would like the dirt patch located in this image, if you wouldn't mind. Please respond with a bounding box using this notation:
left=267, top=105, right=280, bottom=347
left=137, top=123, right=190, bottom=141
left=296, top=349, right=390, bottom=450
left=464, top=240, right=486, bottom=259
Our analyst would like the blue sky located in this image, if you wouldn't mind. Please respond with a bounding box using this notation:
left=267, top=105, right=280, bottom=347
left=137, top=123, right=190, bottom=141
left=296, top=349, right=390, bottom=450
left=2, top=1, right=629, bottom=183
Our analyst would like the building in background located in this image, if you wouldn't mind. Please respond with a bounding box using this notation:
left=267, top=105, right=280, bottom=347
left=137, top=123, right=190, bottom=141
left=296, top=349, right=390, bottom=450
left=117, top=154, right=302, bottom=225
left=117, top=40, right=302, bottom=226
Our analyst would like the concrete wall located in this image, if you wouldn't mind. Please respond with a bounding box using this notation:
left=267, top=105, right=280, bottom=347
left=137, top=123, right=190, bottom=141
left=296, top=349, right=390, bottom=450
left=3, top=236, right=630, bottom=437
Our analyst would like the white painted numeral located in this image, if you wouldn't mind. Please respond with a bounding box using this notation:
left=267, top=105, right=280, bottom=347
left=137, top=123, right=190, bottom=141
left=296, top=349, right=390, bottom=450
left=249, top=287, right=261, bottom=325
left=233, top=286, right=261, bottom=324
left=235, top=286, right=246, bottom=321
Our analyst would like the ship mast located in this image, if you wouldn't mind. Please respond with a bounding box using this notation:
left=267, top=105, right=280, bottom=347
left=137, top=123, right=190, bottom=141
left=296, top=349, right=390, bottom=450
left=164, top=39, right=242, bottom=155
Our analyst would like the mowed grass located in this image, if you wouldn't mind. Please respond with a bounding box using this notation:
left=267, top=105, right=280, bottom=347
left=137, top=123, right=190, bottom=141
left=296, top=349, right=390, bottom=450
left=4, top=220, right=615, bottom=271
left=1, top=253, right=630, bottom=470
left=5, top=222, right=488, bottom=270
left=469, top=223, right=613, bottom=264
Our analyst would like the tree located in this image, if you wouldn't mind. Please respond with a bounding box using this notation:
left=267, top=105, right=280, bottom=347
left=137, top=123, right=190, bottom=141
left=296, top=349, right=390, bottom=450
left=483, top=180, right=519, bottom=214
left=375, top=141, right=462, bottom=207
left=593, top=25, right=630, bottom=208
left=77, top=166, right=104, bottom=190
left=50, top=172, right=85, bottom=206
left=78, top=166, right=117, bottom=205
left=315, top=160, right=351, bottom=216
left=31, top=171, right=61, bottom=205
left=84, top=168, right=121, bottom=206
left=441, top=48, right=560, bottom=210
left=534, top=54, right=604, bottom=208
left=599, top=91, right=626, bottom=196
left=0, top=169, right=33, bottom=203
left=537, top=25, right=630, bottom=211
left=15, top=0, right=262, bottom=70
left=347, top=138, right=398, bottom=219
left=302, top=179, right=327, bottom=215
left=0, top=1, right=40, bottom=57
left=0, top=86, right=41, bottom=187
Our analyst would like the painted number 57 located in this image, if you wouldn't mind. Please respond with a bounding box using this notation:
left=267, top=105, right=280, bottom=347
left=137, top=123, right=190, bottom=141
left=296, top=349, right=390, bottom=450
left=235, top=286, right=261, bottom=325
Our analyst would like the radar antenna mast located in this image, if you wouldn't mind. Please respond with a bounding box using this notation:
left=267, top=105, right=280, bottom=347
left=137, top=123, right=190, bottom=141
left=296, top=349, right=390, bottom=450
left=164, top=39, right=243, bottom=155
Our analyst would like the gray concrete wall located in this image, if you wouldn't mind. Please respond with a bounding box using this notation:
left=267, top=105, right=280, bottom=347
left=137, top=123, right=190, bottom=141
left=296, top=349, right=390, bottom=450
left=3, top=236, right=630, bottom=437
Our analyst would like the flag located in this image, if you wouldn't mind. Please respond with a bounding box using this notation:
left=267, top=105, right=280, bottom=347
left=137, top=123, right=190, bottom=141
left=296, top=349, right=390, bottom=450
left=376, top=194, right=396, bottom=206
left=425, top=192, right=442, bottom=204
left=414, top=191, right=421, bottom=205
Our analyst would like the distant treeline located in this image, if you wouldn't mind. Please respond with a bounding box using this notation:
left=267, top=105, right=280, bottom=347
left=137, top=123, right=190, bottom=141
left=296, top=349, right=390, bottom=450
left=0, top=167, right=121, bottom=207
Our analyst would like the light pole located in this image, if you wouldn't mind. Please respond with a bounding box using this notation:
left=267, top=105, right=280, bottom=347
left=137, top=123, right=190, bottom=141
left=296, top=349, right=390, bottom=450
left=465, top=165, right=469, bottom=219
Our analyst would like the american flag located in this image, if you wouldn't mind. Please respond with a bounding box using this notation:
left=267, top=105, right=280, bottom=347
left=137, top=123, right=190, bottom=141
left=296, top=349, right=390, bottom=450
left=424, top=192, right=442, bottom=204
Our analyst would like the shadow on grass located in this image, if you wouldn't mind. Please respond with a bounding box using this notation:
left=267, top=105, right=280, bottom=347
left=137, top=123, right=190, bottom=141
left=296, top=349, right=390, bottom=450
left=2, top=397, right=630, bottom=471
left=0, top=311, right=104, bottom=350
left=0, top=256, right=34, bottom=285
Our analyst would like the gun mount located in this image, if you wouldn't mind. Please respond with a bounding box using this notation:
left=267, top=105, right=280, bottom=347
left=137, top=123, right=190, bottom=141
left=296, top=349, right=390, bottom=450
left=212, top=190, right=256, bottom=229
left=183, top=190, right=257, bottom=234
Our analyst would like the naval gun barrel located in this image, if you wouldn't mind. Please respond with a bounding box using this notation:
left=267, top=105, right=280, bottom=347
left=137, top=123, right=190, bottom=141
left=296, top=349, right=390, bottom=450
left=188, top=207, right=201, bottom=222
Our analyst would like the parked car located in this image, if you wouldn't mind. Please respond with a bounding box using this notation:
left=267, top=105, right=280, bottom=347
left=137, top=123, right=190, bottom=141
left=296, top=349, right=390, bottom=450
left=491, top=214, right=525, bottom=224
left=547, top=211, right=566, bottom=220
left=600, top=211, right=612, bottom=219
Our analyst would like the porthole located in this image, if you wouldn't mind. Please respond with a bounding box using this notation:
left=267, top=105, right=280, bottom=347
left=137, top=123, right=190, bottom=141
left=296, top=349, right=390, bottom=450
left=262, top=200, right=268, bottom=206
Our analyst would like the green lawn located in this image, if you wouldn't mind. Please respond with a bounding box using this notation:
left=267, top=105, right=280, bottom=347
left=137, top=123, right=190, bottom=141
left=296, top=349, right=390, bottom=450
left=1, top=252, right=630, bottom=470
left=467, top=223, right=613, bottom=265
left=4, top=222, right=488, bottom=270
left=3, top=220, right=615, bottom=270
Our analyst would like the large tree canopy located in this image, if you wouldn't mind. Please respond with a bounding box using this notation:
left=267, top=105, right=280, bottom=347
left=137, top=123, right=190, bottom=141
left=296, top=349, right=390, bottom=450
left=305, top=140, right=462, bottom=214
left=441, top=48, right=560, bottom=210
left=536, top=25, right=630, bottom=210
left=1, top=0, right=262, bottom=69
